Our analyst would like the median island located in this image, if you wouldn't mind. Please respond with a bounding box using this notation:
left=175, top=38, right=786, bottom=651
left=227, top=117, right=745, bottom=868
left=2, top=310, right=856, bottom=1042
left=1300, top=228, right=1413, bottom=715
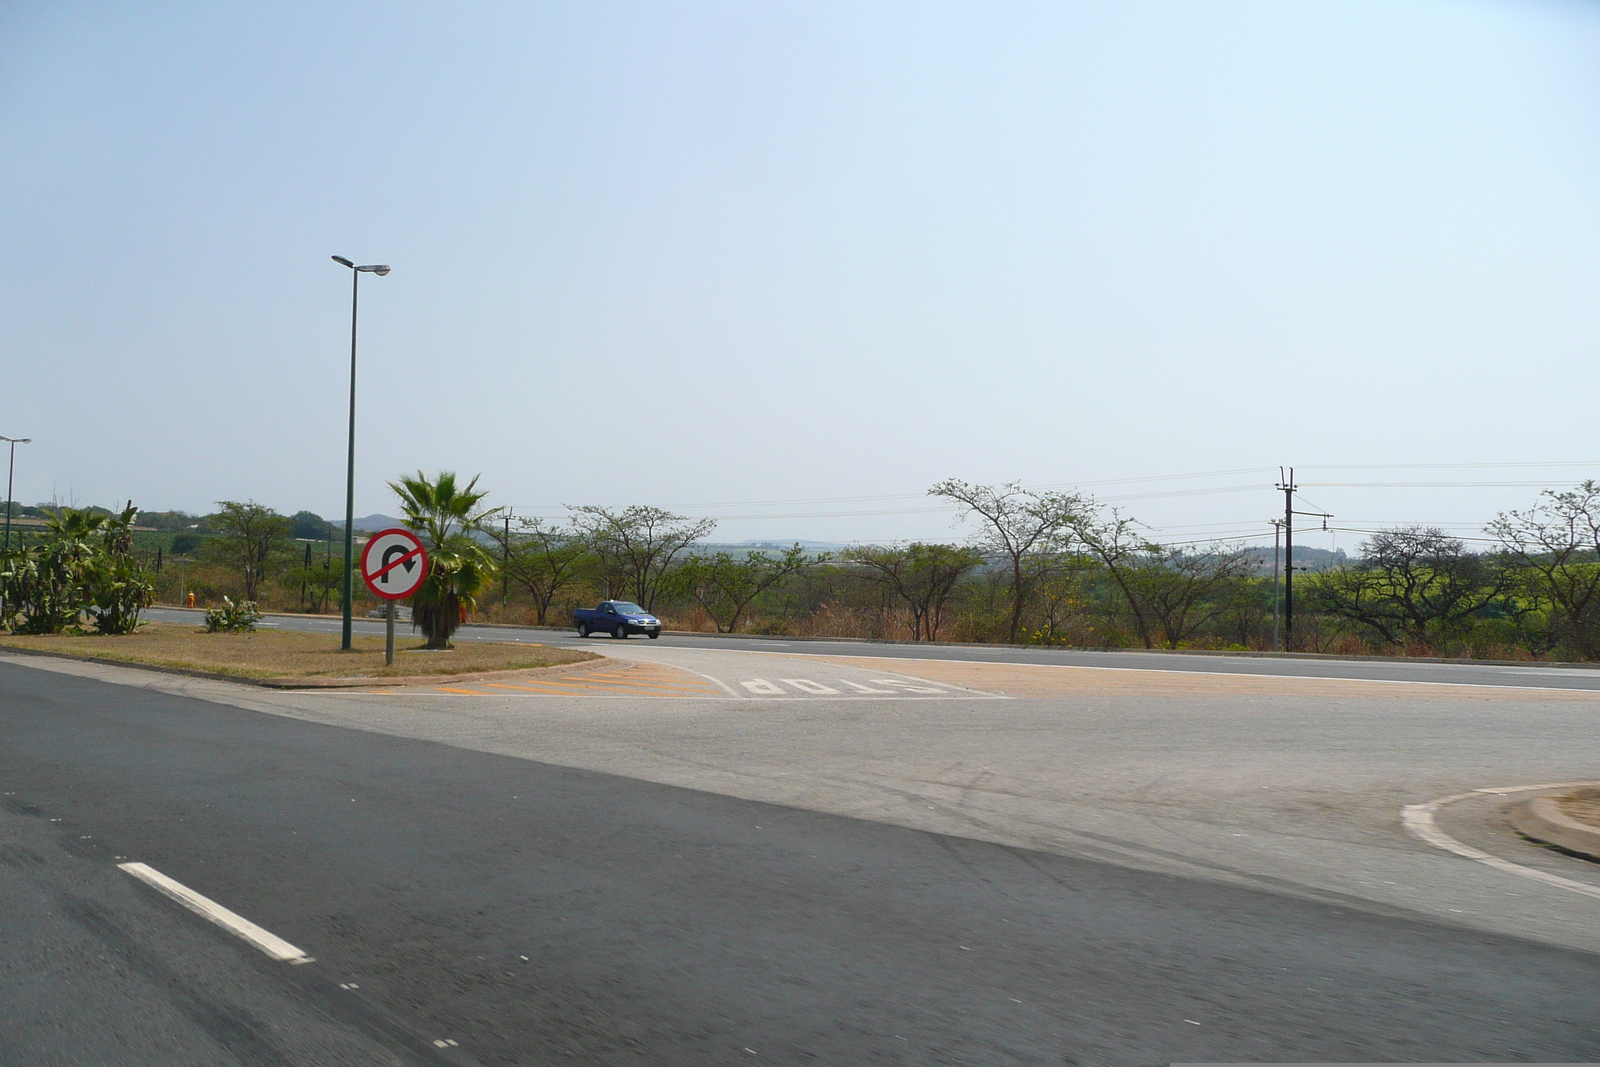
left=0, top=622, right=600, bottom=686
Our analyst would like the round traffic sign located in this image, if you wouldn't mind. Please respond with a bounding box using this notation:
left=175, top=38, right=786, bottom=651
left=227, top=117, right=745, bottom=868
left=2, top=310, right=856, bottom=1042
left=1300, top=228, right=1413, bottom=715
left=359, top=528, right=430, bottom=600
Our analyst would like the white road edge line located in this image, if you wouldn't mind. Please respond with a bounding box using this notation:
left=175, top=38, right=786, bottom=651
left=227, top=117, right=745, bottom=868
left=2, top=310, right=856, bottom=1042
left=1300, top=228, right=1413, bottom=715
left=1400, top=782, right=1600, bottom=902
left=118, top=862, right=315, bottom=963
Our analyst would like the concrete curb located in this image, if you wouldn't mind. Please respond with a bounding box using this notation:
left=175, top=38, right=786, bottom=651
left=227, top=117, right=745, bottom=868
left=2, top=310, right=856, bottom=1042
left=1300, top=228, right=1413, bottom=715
left=0, top=642, right=608, bottom=690
left=1508, top=794, right=1600, bottom=863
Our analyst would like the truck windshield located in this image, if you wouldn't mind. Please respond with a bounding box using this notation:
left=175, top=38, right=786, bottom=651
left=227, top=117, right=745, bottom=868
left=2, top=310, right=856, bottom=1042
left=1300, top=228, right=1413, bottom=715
left=612, top=602, right=646, bottom=614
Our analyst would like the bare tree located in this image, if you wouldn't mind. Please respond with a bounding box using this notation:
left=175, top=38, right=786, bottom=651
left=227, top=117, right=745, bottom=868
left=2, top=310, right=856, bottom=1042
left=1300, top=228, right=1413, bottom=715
left=498, top=518, right=593, bottom=625
left=928, top=480, right=1085, bottom=643
left=1489, top=481, right=1600, bottom=658
left=1309, top=527, right=1515, bottom=649
left=567, top=505, right=715, bottom=612
left=840, top=542, right=983, bottom=641
left=679, top=545, right=817, bottom=633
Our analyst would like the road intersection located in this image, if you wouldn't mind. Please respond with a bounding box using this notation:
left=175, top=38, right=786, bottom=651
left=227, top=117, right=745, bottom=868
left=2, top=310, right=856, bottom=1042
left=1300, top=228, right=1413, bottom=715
left=4, top=618, right=1599, bottom=1063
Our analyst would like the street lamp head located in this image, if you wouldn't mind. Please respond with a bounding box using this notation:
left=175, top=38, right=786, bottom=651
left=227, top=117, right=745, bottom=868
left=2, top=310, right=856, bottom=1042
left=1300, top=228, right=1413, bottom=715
left=0, top=437, right=30, bottom=444
left=331, top=255, right=355, bottom=268
left=358, top=264, right=391, bottom=276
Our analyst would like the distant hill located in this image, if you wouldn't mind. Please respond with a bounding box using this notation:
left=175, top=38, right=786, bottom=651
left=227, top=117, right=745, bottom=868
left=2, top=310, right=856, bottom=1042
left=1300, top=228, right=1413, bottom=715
left=330, top=513, right=408, bottom=533
left=1243, top=544, right=1348, bottom=573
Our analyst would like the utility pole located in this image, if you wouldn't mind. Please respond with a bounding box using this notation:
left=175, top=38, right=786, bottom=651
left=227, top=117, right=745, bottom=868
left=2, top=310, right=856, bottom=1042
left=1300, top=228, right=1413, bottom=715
left=1270, top=519, right=1283, bottom=652
left=1276, top=467, right=1332, bottom=654
left=502, top=509, right=511, bottom=607
left=1279, top=469, right=1295, bottom=651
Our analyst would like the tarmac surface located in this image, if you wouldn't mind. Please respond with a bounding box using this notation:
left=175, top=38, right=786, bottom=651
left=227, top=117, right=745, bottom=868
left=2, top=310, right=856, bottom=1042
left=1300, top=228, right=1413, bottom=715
left=144, top=605, right=1600, bottom=691
left=5, top=625, right=1600, bottom=1063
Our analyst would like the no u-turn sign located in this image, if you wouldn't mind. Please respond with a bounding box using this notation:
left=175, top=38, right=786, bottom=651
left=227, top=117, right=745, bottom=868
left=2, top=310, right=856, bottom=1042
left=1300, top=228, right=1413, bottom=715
left=360, top=528, right=430, bottom=600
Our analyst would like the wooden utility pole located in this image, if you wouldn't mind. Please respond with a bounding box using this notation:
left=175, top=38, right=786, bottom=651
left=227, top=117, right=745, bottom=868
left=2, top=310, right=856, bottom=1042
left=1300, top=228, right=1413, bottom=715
left=1270, top=519, right=1283, bottom=652
left=502, top=510, right=511, bottom=607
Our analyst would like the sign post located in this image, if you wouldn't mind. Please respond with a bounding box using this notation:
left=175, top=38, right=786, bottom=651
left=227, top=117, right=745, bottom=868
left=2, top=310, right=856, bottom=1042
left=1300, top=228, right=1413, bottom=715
left=359, top=529, right=429, bottom=667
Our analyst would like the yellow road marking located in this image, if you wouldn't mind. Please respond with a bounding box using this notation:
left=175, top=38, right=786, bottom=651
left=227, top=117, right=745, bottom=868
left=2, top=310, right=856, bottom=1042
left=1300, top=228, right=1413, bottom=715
left=484, top=682, right=586, bottom=694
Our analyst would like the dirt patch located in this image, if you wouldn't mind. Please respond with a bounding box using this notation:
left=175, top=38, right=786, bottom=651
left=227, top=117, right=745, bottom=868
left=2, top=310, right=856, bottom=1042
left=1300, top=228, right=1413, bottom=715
left=1555, top=787, right=1600, bottom=829
left=0, top=622, right=598, bottom=682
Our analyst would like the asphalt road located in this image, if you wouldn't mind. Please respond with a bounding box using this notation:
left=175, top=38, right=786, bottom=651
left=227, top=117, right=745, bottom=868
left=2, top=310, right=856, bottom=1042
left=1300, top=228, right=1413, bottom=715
left=144, top=606, right=1600, bottom=692
left=4, top=658, right=1599, bottom=1064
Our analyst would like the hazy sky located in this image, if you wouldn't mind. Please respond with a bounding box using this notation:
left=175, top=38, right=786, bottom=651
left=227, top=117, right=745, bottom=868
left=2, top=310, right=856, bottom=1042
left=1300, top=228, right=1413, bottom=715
left=3, top=1, right=1598, bottom=550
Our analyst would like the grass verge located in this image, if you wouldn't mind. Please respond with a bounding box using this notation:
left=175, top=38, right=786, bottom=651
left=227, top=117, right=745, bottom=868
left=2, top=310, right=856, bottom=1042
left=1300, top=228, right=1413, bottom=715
left=0, top=622, right=599, bottom=682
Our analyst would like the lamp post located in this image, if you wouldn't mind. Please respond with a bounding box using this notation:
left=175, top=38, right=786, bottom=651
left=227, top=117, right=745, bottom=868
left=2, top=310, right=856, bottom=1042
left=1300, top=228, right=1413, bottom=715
left=331, top=256, right=391, bottom=650
left=1, top=436, right=31, bottom=553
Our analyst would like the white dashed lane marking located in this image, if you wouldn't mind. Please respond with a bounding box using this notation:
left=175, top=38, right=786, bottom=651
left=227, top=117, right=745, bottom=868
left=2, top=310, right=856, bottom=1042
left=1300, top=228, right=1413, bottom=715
left=118, top=862, right=314, bottom=964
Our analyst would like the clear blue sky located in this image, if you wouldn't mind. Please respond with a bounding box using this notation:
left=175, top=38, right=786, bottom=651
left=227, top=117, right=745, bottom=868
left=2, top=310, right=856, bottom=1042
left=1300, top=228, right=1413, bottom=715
left=3, top=1, right=1598, bottom=549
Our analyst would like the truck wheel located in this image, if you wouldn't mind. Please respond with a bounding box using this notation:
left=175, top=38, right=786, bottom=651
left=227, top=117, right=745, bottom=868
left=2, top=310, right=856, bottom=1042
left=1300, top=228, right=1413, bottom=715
left=577, top=623, right=589, bottom=637
left=613, top=626, right=627, bottom=639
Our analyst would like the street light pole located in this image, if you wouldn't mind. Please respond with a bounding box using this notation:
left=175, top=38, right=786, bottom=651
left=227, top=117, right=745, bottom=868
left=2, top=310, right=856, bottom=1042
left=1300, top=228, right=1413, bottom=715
left=1, top=436, right=32, bottom=554
left=331, top=256, right=391, bottom=651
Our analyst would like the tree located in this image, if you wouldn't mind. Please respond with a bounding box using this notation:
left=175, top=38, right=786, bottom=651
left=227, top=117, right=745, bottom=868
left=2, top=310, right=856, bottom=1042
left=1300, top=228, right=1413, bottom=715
left=928, top=480, right=1086, bottom=643
left=0, top=506, right=107, bottom=633
left=679, top=545, right=816, bottom=633
left=0, top=504, right=151, bottom=635
left=1124, top=545, right=1256, bottom=649
left=1073, top=510, right=1157, bottom=646
left=87, top=503, right=153, bottom=635
left=1027, top=551, right=1100, bottom=645
left=1308, top=526, right=1514, bottom=649
left=567, top=505, right=714, bottom=611
left=390, top=471, right=500, bottom=649
left=287, top=511, right=330, bottom=541
left=497, top=518, right=592, bottom=625
left=1073, top=512, right=1254, bottom=649
left=840, top=542, right=983, bottom=641
left=1488, top=481, right=1600, bottom=658
left=208, top=501, right=291, bottom=601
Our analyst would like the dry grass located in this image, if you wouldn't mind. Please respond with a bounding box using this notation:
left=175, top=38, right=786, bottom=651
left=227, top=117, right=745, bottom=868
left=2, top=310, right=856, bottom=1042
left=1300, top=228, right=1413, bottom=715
left=1556, top=787, right=1600, bottom=829
left=0, top=622, right=598, bottom=681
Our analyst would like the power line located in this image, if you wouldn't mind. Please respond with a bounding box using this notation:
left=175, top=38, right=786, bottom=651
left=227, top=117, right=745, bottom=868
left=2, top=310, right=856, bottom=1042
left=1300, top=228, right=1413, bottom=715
left=1300, top=480, right=1589, bottom=488
left=1299, top=461, right=1600, bottom=471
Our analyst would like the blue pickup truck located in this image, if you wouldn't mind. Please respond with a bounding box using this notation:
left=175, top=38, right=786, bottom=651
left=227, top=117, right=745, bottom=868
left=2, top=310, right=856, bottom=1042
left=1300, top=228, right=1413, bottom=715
left=573, top=600, right=663, bottom=639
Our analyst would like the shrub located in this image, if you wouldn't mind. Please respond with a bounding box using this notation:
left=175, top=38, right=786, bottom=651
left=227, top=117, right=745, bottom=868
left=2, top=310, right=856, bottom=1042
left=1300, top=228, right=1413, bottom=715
left=204, top=597, right=262, bottom=633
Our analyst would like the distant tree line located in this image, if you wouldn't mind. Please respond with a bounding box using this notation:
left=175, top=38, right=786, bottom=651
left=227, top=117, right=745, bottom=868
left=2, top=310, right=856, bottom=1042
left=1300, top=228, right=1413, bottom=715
left=7, top=477, right=1600, bottom=661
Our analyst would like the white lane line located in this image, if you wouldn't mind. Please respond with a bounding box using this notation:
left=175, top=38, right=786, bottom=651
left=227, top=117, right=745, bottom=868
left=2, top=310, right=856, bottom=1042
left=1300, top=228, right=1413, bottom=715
left=118, top=862, right=315, bottom=963
left=1401, top=782, right=1600, bottom=902
left=740, top=679, right=786, bottom=695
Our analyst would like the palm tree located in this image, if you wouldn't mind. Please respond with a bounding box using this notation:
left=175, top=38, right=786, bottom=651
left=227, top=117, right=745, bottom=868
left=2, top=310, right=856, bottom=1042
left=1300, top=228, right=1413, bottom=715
left=389, top=471, right=500, bottom=649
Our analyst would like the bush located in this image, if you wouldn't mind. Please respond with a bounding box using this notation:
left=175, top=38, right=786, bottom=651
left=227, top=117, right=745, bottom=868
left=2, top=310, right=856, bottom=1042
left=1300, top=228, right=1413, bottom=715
left=204, top=597, right=262, bottom=633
